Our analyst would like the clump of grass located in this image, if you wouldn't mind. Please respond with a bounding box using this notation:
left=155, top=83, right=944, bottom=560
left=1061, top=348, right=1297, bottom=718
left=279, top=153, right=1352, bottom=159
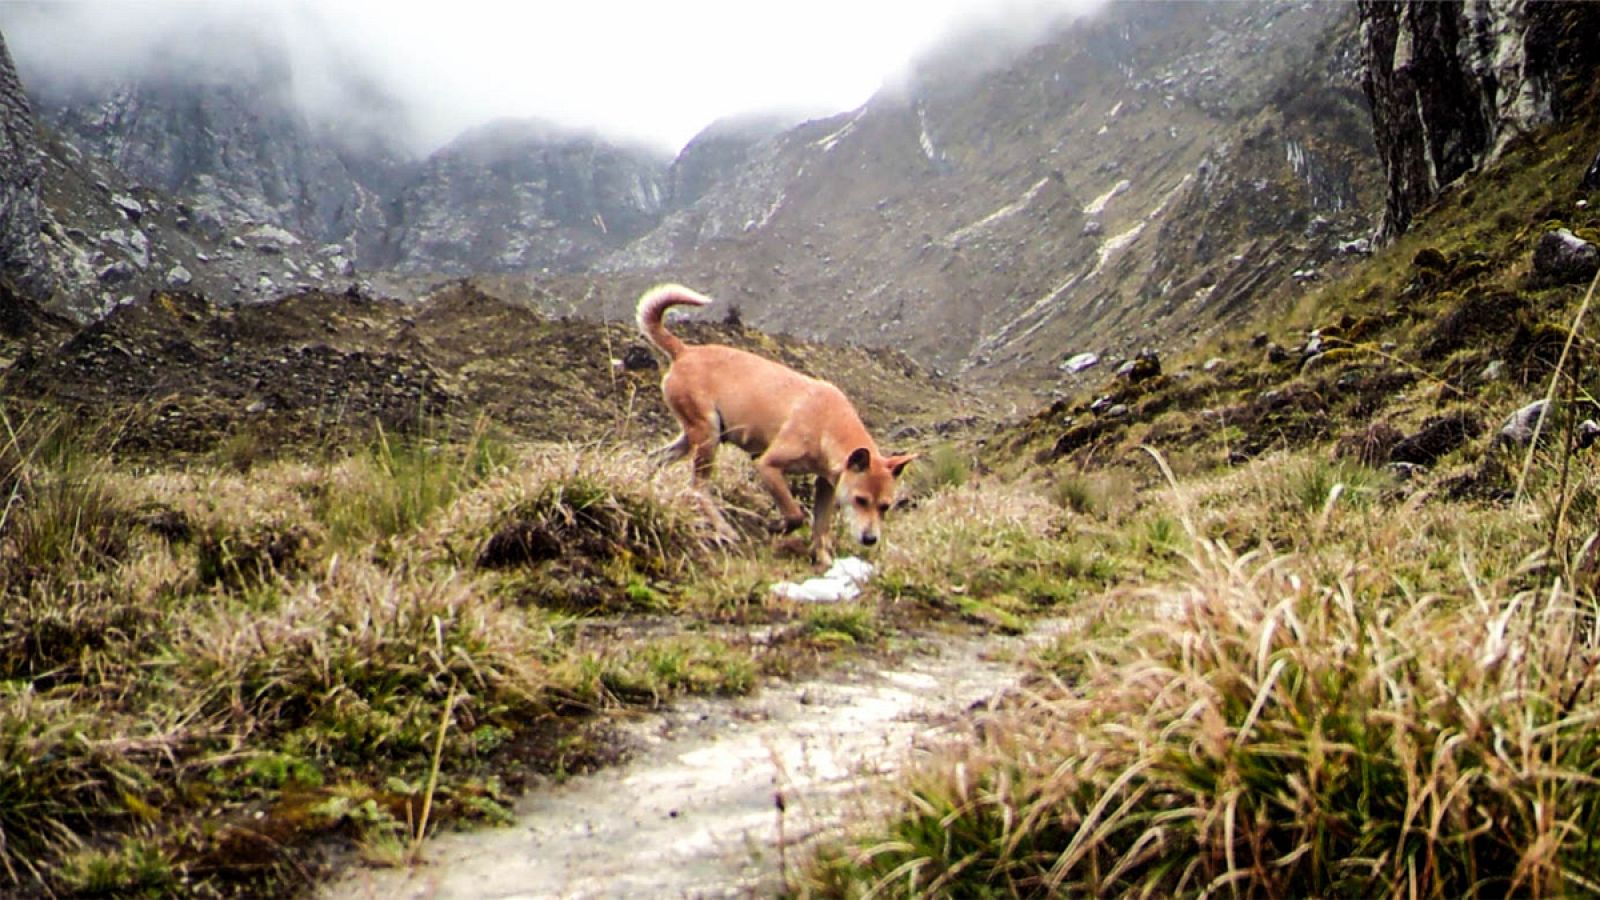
left=587, top=636, right=757, bottom=706
left=1049, top=468, right=1137, bottom=520
left=314, top=424, right=510, bottom=551
left=475, top=466, right=704, bottom=613
left=0, top=410, right=134, bottom=591
left=804, top=603, right=881, bottom=646
left=875, top=478, right=1105, bottom=620
left=178, top=559, right=553, bottom=767
left=806, top=538, right=1600, bottom=897
left=902, top=442, right=971, bottom=497
left=56, top=836, right=177, bottom=897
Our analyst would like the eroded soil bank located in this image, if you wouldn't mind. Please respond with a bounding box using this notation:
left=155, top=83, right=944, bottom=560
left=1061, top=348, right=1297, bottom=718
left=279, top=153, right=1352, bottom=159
left=323, top=623, right=1062, bottom=899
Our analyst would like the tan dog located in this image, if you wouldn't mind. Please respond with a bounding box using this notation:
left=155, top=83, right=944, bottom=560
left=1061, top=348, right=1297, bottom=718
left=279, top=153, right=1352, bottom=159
left=637, top=284, right=915, bottom=566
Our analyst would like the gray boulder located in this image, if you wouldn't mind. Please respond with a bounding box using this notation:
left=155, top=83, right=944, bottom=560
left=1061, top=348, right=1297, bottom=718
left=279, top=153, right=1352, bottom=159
left=1532, top=228, right=1599, bottom=285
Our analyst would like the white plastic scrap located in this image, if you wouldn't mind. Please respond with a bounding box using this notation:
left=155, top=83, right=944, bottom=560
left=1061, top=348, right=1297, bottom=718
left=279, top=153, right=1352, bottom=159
left=770, top=556, right=875, bottom=603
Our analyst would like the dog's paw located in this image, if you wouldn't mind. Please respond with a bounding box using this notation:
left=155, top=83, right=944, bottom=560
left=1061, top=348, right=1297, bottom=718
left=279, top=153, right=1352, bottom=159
left=766, top=516, right=805, bottom=535
left=811, top=548, right=834, bottom=569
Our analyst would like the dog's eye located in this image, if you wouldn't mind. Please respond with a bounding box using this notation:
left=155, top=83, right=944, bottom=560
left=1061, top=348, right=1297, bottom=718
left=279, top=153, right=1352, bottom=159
left=878, top=503, right=891, bottom=514
left=854, top=496, right=869, bottom=508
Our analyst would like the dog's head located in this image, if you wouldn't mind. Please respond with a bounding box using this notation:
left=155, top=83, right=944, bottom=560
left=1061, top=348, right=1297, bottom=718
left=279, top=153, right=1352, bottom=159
left=838, top=447, right=917, bottom=547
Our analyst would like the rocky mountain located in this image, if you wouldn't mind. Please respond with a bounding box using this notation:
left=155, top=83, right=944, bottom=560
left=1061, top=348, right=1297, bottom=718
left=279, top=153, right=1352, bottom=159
left=26, top=27, right=403, bottom=261
left=13, top=0, right=1595, bottom=403
left=593, top=0, right=1383, bottom=394
left=1358, top=0, right=1600, bottom=239
left=666, top=113, right=795, bottom=211
left=2, top=6, right=680, bottom=307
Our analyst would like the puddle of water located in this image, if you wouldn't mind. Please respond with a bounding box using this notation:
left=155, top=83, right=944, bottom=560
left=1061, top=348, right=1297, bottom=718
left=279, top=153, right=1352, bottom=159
left=322, top=625, right=1064, bottom=900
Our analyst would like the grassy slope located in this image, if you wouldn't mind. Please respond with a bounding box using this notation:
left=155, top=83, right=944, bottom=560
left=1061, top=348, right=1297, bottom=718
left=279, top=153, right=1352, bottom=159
left=797, top=110, right=1600, bottom=895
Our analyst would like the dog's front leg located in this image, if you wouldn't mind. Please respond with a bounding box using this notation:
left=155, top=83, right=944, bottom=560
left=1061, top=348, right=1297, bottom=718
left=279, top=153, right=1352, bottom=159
left=755, top=459, right=807, bottom=535
left=810, top=477, right=836, bottom=568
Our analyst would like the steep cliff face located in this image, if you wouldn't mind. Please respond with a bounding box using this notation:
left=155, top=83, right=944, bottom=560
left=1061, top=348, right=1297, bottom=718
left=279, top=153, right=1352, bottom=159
left=382, top=119, right=669, bottom=276
left=1358, top=0, right=1600, bottom=239
left=0, top=31, right=52, bottom=299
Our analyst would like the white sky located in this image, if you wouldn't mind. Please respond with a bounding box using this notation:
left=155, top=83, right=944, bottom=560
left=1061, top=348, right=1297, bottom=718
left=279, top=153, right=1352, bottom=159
left=3, top=0, right=1099, bottom=154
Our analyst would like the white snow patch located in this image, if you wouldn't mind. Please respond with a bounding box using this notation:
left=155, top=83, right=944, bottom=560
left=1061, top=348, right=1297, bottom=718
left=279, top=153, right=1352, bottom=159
left=1086, top=173, right=1193, bottom=280
left=813, top=111, right=863, bottom=153
left=1082, top=179, right=1131, bottom=216
left=916, top=104, right=940, bottom=162
left=943, top=177, right=1051, bottom=246
left=744, top=190, right=787, bottom=232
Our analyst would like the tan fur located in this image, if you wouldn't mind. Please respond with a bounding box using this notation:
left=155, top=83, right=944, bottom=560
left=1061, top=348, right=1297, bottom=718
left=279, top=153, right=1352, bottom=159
left=637, top=283, right=915, bottom=566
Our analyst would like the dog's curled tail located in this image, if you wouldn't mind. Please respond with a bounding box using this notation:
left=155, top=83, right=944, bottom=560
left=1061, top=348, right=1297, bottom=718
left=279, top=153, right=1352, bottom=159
left=636, top=283, right=713, bottom=360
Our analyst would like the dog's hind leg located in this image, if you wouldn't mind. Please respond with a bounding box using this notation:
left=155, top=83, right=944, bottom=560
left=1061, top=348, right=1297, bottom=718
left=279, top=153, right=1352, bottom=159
left=650, top=432, right=692, bottom=467
left=683, top=421, right=738, bottom=543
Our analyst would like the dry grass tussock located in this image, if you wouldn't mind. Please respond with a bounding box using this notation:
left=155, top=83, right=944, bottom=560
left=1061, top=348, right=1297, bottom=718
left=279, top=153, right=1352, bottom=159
left=805, top=450, right=1600, bottom=898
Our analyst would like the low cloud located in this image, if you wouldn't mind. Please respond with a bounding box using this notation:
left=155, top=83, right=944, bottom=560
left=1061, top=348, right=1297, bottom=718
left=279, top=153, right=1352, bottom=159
left=1, top=0, right=1104, bottom=157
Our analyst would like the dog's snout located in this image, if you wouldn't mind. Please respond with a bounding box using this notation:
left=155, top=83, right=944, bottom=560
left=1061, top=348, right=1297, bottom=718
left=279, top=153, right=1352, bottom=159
left=860, top=533, right=879, bottom=546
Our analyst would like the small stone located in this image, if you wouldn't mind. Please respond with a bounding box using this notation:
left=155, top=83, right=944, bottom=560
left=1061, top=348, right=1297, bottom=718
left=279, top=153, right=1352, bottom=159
left=1497, top=400, right=1552, bottom=448
left=1060, top=351, right=1100, bottom=373
left=1387, top=461, right=1427, bottom=481
left=1579, top=420, right=1600, bottom=450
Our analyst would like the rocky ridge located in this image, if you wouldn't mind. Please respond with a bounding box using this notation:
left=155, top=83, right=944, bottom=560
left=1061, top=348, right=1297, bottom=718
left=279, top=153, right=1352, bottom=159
left=1, top=280, right=958, bottom=455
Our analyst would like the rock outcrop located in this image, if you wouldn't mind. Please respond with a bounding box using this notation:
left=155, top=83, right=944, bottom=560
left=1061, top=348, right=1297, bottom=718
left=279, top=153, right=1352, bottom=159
left=25, top=20, right=405, bottom=265
left=383, top=119, right=670, bottom=276
left=1358, top=0, right=1600, bottom=240
left=0, top=31, right=52, bottom=299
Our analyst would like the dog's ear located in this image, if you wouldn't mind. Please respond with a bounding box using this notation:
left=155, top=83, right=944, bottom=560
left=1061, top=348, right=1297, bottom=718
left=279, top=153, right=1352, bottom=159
left=847, top=447, right=872, bottom=473
left=885, top=453, right=919, bottom=479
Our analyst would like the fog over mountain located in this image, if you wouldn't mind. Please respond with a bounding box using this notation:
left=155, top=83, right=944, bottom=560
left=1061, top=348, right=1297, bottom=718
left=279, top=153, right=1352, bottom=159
left=0, top=0, right=1101, bottom=155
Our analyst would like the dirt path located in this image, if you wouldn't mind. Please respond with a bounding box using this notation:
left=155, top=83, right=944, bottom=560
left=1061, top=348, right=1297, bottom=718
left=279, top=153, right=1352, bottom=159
left=321, top=623, right=1060, bottom=900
